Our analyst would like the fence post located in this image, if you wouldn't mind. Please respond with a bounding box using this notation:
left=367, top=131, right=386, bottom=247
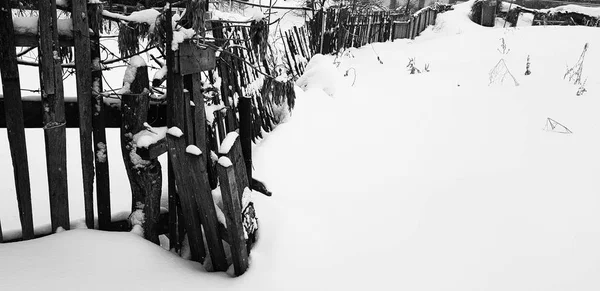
left=0, top=0, right=34, bottom=240
left=89, top=3, right=112, bottom=231
left=320, top=9, right=326, bottom=53
left=481, top=0, right=497, bottom=27
left=72, top=0, right=95, bottom=229
left=120, top=60, right=162, bottom=244
left=217, top=159, right=249, bottom=276
left=38, top=0, right=70, bottom=231
left=239, top=96, right=253, bottom=183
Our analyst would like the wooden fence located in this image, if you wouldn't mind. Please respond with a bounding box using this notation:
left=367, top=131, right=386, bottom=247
left=1, top=0, right=449, bottom=276
left=310, top=4, right=452, bottom=55
left=0, top=1, right=296, bottom=277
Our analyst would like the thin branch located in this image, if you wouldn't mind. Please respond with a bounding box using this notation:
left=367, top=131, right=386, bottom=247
left=102, top=45, right=159, bottom=65
left=16, top=46, right=36, bottom=58
left=226, top=0, right=312, bottom=11
left=204, top=42, right=276, bottom=80
left=18, top=59, right=75, bottom=68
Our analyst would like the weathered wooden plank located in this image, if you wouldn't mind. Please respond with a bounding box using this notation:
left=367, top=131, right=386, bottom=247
left=165, top=6, right=209, bottom=264
left=13, top=34, right=74, bottom=47
left=72, top=0, right=95, bottom=229
left=0, top=100, right=167, bottom=129
left=186, top=124, right=228, bottom=271
left=285, top=31, right=301, bottom=77
left=301, top=26, right=312, bottom=57
left=90, top=2, right=112, bottom=231
left=279, top=29, right=294, bottom=76
left=0, top=0, right=34, bottom=240
left=191, top=73, right=207, bottom=155
left=167, top=159, right=181, bottom=252
left=217, top=161, right=248, bottom=276
left=293, top=26, right=306, bottom=59
left=38, top=0, right=70, bottom=231
left=136, top=138, right=168, bottom=160
left=219, top=134, right=248, bottom=200
left=174, top=42, right=216, bottom=74
left=182, top=85, right=195, bottom=145
left=238, top=96, right=252, bottom=183
left=320, top=10, right=326, bottom=53
left=167, top=134, right=227, bottom=269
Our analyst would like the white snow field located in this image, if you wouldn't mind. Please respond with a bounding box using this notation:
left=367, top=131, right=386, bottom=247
left=2, top=1, right=600, bottom=290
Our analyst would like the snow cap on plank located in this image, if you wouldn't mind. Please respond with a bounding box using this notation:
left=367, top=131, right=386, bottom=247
left=186, top=145, right=202, bottom=156
left=218, top=156, right=233, bottom=168
left=218, top=132, right=239, bottom=154
left=167, top=127, right=184, bottom=137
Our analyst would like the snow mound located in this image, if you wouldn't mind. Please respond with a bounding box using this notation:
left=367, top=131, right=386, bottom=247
left=296, top=54, right=344, bottom=97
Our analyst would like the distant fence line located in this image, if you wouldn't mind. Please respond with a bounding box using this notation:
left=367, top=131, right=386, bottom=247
left=307, top=4, right=453, bottom=55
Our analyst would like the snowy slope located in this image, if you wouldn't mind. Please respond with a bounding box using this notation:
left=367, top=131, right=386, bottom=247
left=2, top=1, right=600, bottom=290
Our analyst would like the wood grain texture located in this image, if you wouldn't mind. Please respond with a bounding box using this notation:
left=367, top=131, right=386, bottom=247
left=217, top=163, right=248, bottom=276
left=38, top=0, right=70, bottom=231
left=120, top=65, right=162, bottom=244
left=72, top=0, right=95, bottom=229
left=238, top=96, right=252, bottom=183
left=165, top=7, right=207, bottom=263
left=89, top=3, right=112, bottom=231
left=0, top=0, right=34, bottom=240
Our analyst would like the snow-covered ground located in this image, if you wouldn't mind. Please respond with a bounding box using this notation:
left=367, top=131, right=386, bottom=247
left=2, top=1, right=600, bottom=290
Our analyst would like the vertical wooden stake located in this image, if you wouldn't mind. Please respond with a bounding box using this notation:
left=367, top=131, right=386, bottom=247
left=0, top=0, right=34, bottom=240
left=120, top=62, right=162, bottom=244
left=168, top=160, right=181, bottom=252
left=239, top=97, right=253, bottom=183
left=90, top=3, right=112, bottom=231
left=217, top=161, right=248, bottom=276
left=320, top=10, right=326, bottom=54
left=72, top=0, right=95, bottom=229
left=38, top=0, right=70, bottom=231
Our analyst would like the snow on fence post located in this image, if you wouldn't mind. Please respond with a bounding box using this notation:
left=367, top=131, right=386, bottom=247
left=72, top=0, right=95, bottom=229
left=119, top=59, right=163, bottom=244
left=219, top=133, right=249, bottom=200
left=165, top=4, right=227, bottom=270
left=0, top=0, right=34, bottom=240
left=38, top=0, right=70, bottom=232
left=89, top=2, right=112, bottom=231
